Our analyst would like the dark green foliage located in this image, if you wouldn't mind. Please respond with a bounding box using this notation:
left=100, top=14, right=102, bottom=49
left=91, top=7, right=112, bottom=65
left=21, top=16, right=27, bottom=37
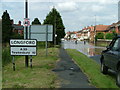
left=11, top=34, right=24, bottom=39
left=43, top=8, right=65, bottom=45
left=32, top=18, right=41, bottom=25
left=2, top=47, right=12, bottom=66
left=96, top=32, right=104, bottom=39
left=2, top=10, right=13, bottom=43
left=37, top=42, right=45, bottom=49
left=105, top=33, right=116, bottom=39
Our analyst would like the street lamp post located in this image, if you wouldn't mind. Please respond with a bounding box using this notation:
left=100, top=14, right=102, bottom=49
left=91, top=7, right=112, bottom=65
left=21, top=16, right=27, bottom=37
left=94, top=15, right=96, bottom=44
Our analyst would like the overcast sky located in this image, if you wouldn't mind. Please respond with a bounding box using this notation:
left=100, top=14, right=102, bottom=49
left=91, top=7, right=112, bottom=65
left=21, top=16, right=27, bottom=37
left=0, top=0, right=119, bottom=32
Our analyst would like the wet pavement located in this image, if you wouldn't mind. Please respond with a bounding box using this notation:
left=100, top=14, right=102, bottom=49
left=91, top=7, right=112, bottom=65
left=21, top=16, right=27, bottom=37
left=53, top=48, right=95, bottom=88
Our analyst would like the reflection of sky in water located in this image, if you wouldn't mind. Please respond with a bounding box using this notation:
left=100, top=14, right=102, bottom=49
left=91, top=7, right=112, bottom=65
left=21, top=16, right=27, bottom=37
left=62, top=41, right=106, bottom=57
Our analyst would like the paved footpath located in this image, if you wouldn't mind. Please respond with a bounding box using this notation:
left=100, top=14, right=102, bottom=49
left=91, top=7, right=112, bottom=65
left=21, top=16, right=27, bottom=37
left=52, top=47, right=95, bottom=88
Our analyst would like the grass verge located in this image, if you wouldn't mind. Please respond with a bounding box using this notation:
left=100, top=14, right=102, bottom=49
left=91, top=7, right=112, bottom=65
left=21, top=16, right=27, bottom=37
left=2, top=48, right=60, bottom=88
left=66, top=49, right=119, bottom=88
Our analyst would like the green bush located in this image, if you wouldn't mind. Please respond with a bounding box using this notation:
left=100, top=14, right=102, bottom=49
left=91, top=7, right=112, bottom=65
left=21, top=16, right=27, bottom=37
left=2, top=47, right=12, bottom=66
left=96, top=33, right=104, bottom=39
left=105, top=33, right=115, bottom=39
left=12, top=34, right=24, bottom=39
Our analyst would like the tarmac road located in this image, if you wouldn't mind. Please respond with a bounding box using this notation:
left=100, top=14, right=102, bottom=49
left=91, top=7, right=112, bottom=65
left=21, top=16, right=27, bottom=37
left=52, top=48, right=95, bottom=88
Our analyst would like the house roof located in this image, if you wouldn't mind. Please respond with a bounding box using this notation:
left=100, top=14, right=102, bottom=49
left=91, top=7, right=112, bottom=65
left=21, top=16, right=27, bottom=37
left=12, top=24, right=24, bottom=30
left=95, top=25, right=110, bottom=32
left=106, top=23, right=118, bottom=31
left=70, top=31, right=77, bottom=34
left=77, top=30, right=83, bottom=33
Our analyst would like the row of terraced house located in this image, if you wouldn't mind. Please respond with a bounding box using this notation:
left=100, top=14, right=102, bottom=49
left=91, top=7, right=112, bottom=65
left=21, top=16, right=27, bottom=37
left=65, top=21, right=120, bottom=42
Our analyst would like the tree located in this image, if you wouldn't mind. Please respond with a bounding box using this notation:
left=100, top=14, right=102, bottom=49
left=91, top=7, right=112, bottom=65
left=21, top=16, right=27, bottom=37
left=2, top=10, right=13, bottom=43
left=32, top=18, right=41, bottom=25
left=105, top=33, right=114, bottom=39
left=43, top=7, right=65, bottom=45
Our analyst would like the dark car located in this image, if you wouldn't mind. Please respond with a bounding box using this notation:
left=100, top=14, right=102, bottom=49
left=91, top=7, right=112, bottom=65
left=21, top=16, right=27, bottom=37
left=100, top=35, right=120, bottom=86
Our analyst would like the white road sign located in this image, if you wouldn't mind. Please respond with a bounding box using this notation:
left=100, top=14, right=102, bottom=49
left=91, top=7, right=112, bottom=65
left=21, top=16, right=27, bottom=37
left=10, top=39, right=37, bottom=46
left=11, top=47, right=36, bottom=56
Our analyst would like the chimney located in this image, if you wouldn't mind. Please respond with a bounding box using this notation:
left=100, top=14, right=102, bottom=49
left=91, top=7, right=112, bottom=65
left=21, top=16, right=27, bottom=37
left=18, top=21, right=21, bottom=26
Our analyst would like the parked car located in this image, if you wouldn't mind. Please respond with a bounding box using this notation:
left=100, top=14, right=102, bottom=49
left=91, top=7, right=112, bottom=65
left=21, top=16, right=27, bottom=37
left=100, top=35, right=120, bottom=86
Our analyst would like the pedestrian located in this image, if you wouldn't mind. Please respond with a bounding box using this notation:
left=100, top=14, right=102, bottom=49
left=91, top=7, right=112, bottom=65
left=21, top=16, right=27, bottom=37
left=75, top=40, right=78, bottom=44
left=84, top=40, right=86, bottom=45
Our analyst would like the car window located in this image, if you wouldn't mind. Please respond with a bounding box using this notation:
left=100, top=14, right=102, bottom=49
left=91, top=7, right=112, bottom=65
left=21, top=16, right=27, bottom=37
left=109, top=38, right=116, bottom=48
left=118, top=38, right=120, bottom=51
left=111, top=38, right=119, bottom=51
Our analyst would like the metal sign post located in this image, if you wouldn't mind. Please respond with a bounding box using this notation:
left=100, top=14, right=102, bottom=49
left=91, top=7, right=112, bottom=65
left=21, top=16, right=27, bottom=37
left=46, top=25, right=48, bottom=57
left=30, top=56, right=32, bottom=68
left=12, top=56, right=15, bottom=71
left=25, top=0, right=29, bottom=67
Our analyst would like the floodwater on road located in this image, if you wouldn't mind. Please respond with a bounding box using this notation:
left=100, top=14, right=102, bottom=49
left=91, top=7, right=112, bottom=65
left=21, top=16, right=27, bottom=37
left=62, top=40, right=106, bottom=57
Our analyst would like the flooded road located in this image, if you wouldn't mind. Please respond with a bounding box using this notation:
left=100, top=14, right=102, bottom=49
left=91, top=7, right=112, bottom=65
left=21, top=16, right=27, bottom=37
left=62, top=40, right=107, bottom=64
left=62, top=40, right=106, bottom=57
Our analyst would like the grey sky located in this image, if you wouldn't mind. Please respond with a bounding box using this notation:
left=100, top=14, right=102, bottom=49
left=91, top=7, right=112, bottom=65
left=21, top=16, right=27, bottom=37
left=0, top=0, right=119, bottom=32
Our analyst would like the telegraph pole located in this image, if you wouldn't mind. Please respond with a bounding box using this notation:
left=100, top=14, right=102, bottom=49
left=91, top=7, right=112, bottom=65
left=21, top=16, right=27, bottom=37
left=25, top=0, right=29, bottom=67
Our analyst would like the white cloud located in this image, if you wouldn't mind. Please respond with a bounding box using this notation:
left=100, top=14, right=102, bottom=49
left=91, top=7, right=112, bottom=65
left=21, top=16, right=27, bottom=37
left=1, top=0, right=119, bottom=4
left=96, top=15, right=118, bottom=23
left=81, top=4, right=105, bottom=12
left=55, top=2, right=78, bottom=12
left=29, top=2, right=48, bottom=11
left=97, top=0, right=119, bottom=4
left=91, top=5, right=105, bottom=12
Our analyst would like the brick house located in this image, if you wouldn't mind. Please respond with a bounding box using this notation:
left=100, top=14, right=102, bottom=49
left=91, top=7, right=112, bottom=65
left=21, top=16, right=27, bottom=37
left=82, top=27, right=91, bottom=40
left=65, top=31, right=77, bottom=40
left=11, top=20, right=24, bottom=36
left=95, top=25, right=110, bottom=34
left=106, top=22, right=120, bottom=35
left=90, top=25, right=110, bottom=42
left=116, top=21, right=120, bottom=35
left=76, top=30, right=82, bottom=38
